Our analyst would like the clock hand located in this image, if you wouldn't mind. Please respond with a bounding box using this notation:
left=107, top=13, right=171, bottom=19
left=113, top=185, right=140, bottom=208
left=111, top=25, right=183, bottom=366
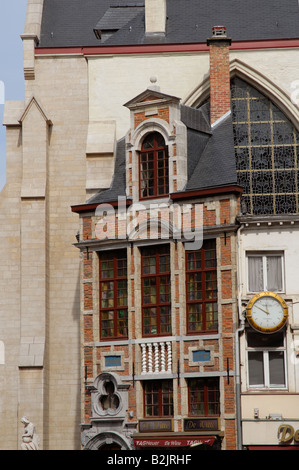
left=256, top=306, right=270, bottom=315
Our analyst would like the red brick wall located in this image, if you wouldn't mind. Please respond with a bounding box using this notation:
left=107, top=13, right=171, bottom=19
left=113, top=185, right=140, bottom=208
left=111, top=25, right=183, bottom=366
left=209, top=41, right=231, bottom=125
left=84, top=315, right=93, bottom=342
left=83, top=282, right=93, bottom=310
left=220, top=199, right=231, bottom=224
left=81, top=194, right=239, bottom=448
left=83, top=216, right=92, bottom=240
left=134, top=107, right=170, bottom=128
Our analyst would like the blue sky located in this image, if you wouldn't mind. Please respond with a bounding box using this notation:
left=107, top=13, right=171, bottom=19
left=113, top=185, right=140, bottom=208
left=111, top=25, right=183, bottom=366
left=0, top=0, right=28, bottom=190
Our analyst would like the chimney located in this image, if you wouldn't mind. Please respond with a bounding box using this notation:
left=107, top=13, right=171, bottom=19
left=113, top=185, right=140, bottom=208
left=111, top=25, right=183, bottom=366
left=207, top=26, right=232, bottom=126
left=145, top=0, right=166, bottom=35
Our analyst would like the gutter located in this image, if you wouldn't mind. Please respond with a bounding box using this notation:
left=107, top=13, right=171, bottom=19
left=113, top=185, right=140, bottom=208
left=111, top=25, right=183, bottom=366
left=34, top=38, right=299, bottom=58
left=170, top=185, right=243, bottom=201
left=235, top=221, right=246, bottom=450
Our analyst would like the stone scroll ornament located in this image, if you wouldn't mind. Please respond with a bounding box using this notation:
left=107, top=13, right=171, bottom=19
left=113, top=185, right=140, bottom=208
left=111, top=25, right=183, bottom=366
left=21, top=416, right=40, bottom=450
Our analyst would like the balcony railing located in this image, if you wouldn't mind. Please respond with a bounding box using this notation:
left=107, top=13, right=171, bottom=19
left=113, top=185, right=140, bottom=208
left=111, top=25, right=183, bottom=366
left=140, top=340, right=172, bottom=375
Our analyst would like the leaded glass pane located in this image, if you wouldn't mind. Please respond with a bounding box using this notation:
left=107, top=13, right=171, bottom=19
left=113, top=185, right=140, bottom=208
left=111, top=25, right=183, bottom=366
left=251, top=147, right=272, bottom=170
left=274, top=147, right=295, bottom=169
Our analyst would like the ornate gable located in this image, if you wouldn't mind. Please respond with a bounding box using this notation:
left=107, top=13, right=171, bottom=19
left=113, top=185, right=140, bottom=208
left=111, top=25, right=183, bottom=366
left=124, top=82, right=188, bottom=201
left=124, top=88, right=181, bottom=110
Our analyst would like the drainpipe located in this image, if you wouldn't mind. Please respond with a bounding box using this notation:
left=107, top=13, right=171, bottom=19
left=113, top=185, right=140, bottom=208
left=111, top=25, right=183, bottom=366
left=235, top=312, right=245, bottom=450
left=235, top=222, right=245, bottom=450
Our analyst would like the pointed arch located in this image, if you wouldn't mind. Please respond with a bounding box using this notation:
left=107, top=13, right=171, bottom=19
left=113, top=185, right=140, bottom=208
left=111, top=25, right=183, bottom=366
left=184, top=58, right=299, bottom=130
left=231, top=76, right=299, bottom=215
left=185, top=61, right=299, bottom=215
left=19, top=95, right=52, bottom=125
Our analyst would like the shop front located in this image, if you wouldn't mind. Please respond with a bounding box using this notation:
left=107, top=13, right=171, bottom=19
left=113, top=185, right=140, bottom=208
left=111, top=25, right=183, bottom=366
left=243, top=421, right=299, bottom=450
left=133, top=418, right=223, bottom=450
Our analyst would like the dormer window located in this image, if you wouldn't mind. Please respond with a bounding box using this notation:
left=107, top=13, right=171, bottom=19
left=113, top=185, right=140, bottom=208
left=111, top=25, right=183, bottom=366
left=139, top=132, right=169, bottom=199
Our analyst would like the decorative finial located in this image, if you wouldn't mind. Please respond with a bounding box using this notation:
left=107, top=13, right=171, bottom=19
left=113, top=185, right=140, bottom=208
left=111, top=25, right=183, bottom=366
left=148, top=76, right=160, bottom=91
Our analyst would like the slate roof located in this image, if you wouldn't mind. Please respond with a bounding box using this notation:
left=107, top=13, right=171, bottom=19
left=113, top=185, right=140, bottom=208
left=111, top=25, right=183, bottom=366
left=87, top=137, right=127, bottom=205
left=39, top=0, right=299, bottom=48
left=87, top=102, right=237, bottom=205
left=185, top=111, right=237, bottom=191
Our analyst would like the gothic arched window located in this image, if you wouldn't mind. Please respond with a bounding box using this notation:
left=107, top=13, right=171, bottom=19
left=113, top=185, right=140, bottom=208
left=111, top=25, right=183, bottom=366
left=139, top=132, right=169, bottom=199
left=231, top=78, right=299, bottom=215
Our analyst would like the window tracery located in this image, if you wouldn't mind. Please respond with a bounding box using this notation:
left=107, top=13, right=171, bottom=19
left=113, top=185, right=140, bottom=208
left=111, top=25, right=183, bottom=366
left=231, top=78, right=299, bottom=215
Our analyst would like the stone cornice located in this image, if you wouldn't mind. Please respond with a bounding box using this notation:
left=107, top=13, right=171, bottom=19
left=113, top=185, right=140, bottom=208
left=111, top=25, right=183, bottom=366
left=238, top=214, right=299, bottom=228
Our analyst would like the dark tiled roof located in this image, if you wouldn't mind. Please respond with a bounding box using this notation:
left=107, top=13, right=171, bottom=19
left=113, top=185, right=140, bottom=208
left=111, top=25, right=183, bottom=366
left=184, top=111, right=237, bottom=191
left=87, top=137, right=127, bottom=205
left=39, top=0, right=299, bottom=47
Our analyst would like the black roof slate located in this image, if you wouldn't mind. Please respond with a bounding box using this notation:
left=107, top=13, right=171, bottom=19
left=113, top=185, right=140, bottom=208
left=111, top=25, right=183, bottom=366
left=184, top=111, right=237, bottom=191
left=87, top=137, right=127, bottom=205
left=39, top=0, right=299, bottom=47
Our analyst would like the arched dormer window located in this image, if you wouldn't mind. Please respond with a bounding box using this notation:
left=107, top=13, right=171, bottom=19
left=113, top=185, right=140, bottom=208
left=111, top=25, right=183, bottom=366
left=139, top=132, right=169, bottom=199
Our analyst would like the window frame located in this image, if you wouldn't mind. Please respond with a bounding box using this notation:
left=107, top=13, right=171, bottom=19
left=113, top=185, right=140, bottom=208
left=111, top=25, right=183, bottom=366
left=185, top=240, right=218, bottom=334
left=143, top=380, right=174, bottom=418
left=99, top=249, right=128, bottom=341
left=141, top=244, right=171, bottom=337
left=246, top=251, right=285, bottom=294
left=188, top=378, right=220, bottom=417
left=246, top=330, right=287, bottom=390
left=139, top=132, right=169, bottom=200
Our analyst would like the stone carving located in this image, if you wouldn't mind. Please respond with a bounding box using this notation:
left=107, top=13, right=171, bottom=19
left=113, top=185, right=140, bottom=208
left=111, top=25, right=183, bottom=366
left=82, top=373, right=133, bottom=450
left=21, top=416, right=40, bottom=450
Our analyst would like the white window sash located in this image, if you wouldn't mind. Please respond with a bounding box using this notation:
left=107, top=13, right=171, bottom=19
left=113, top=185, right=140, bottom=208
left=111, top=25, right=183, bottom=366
left=247, top=253, right=284, bottom=293
left=247, top=349, right=287, bottom=390
left=247, top=256, right=263, bottom=292
left=266, top=255, right=283, bottom=292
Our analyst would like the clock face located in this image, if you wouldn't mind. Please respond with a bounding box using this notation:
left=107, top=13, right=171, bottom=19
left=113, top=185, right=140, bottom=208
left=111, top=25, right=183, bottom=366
left=246, top=292, right=288, bottom=334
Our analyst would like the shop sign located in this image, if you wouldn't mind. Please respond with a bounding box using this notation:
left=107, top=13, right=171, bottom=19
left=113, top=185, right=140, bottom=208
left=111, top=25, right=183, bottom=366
left=278, top=424, right=299, bottom=444
left=139, top=419, right=173, bottom=433
left=184, top=418, right=219, bottom=432
left=134, top=437, right=215, bottom=447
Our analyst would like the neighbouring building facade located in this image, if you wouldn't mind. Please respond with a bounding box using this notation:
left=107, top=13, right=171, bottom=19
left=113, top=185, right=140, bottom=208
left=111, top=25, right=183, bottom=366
left=0, top=0, right=299, bottom=450
left=235, top=83, right=299, bottom=448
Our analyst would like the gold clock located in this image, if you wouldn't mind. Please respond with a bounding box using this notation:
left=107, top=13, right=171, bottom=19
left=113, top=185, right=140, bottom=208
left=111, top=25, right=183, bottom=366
left=246, top=291, right=288, bottom=334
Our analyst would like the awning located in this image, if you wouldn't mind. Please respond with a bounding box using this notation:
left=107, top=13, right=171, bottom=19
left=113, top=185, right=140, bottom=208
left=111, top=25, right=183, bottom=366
left=133, top=436, right=216, bottom=448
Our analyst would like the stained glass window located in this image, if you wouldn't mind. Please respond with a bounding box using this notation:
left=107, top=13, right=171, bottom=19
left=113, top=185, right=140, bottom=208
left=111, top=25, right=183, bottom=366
left=231, top=78, right=299, bottom=215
